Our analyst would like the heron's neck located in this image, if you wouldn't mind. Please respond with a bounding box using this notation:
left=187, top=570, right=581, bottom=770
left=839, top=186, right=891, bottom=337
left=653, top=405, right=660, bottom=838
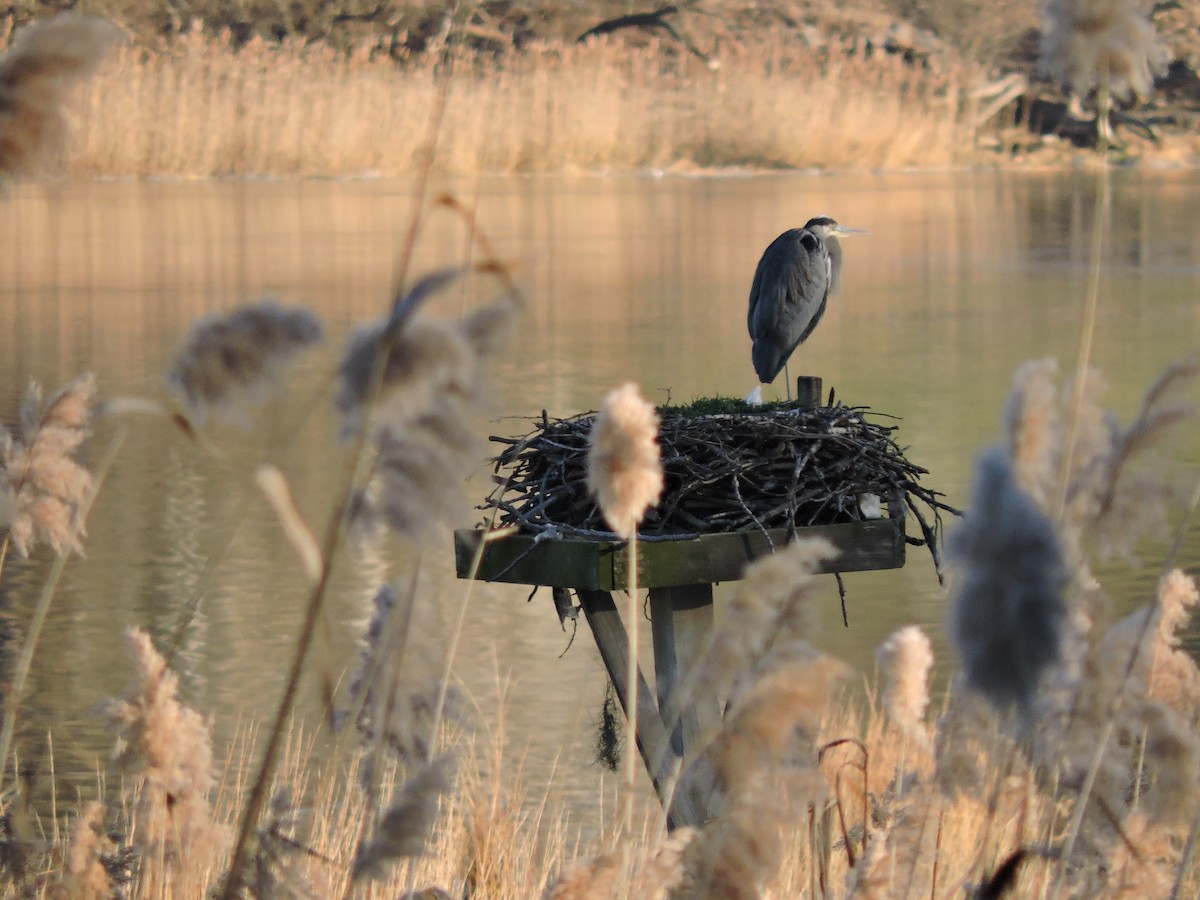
left=827, top=238, right=844, bottom=294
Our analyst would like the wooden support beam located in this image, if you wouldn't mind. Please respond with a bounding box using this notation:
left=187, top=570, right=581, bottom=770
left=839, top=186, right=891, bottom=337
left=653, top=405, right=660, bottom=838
left=576, top=589, right=706, bottom=830
left=456, top=517, right=904, bottom=590
left=648, top=584, right=715, bottom=756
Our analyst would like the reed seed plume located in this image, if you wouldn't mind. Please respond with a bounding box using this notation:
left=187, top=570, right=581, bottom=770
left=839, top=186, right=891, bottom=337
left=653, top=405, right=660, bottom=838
left=351, top=754, right=456, bottom=883
left=62, top=801, right=115, bottom=899
left=698, top=537, right=835, bottom=705
left=586, top=382, right=663, bottom=537
left=110, top=628, right=226, bottom=881
left=345, top=583, right=455, bottom=767
left=541, top=851, right=624, bottom=900
left=1136, top=702, right=1200, bottom=826
left=0, top=372, right=96, bottom=557
left=877, top=625, right=935, bottom=740
left=949, top=447, right=1067, bottom=714
left=1102, top=569, right=1200, bottom=720
left=0, top=15, right=121, bottom=178
left=336, top=287, right=513, bottom=542
left=334, top=267, right=512, bottom=434
left=1005, top=358, right=1062, bottom=509
left=167, top=300, right=324, bottom=426
left=1039, top=0, right=1168, bottom=100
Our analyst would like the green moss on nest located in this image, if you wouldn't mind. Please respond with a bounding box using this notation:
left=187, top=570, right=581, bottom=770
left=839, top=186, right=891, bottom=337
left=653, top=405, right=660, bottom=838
left=660, top=396, right=797, bottom=417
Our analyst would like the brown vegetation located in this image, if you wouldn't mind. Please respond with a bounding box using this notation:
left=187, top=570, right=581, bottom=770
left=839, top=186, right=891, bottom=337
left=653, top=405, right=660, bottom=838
left=0, top=1, right=1196, bottom=177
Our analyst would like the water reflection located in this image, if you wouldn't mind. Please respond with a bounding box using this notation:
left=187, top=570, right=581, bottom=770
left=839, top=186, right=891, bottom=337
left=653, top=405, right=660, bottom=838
left=1, top=170, right=1198, bottom=819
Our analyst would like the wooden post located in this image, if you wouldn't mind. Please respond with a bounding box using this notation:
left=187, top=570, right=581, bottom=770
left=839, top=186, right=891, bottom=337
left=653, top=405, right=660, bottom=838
left=576, top=589, right=706, bottom=829
left=648, top=585, right=715, bottom=756
left=795, top=375, right=823, bottom=410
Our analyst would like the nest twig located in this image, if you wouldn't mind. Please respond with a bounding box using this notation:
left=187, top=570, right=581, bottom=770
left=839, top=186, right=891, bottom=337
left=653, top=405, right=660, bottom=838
left=479, top=403, right=956, bottom=573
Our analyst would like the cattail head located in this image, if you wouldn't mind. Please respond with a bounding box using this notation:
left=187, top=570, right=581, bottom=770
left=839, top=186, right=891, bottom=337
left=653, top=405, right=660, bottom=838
left=0, top=15, right=123, bottom=178
left=586, top=383, right=663, bottom=537
left=167, top=300, right=324, bottom=425
left=1039, top=0, right=1168, bottom=101
left=949, top=447, right=1067, bottom=714
left=877, top=625, right=935, bottom=738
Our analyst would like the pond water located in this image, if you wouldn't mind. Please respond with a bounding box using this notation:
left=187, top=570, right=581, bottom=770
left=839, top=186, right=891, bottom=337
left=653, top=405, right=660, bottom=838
left=1, top=169, right=1199, bottom=821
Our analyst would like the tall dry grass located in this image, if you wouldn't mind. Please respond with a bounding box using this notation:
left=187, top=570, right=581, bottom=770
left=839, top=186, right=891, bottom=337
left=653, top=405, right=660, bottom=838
left=58, top=28, right=989, bottom=178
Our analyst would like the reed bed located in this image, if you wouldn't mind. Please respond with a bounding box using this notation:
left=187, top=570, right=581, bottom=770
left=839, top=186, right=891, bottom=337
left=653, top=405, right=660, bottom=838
left=5, top=8, right=1200, bottom=899
left=60, top=28, right=986, bottom=178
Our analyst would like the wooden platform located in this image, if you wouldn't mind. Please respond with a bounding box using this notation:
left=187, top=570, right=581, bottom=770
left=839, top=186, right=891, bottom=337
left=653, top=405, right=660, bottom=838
left=455, top=508, right=905, bottom=828
left=454, top=519, right=904, bottom=590
left=454, top=377, right=911, bottom=828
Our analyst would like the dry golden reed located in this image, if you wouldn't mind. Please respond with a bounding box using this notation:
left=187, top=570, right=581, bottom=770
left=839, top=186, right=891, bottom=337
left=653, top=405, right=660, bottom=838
left=166, top=299, right=324, bottom=426
left=586, top=382, right=663, bottom=537
left=62, top=28, right=987, bottom=177
left=0, top=15, right=121, bottom=178
left=0, top=373, right=96, bottom=557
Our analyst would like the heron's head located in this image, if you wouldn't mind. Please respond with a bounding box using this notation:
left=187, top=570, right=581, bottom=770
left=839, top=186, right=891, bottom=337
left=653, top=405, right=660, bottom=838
left=803, top=215, right=869, bottom=240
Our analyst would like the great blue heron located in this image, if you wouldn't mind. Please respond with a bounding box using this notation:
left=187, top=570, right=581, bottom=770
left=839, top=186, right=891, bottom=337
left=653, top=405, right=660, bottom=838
left=747, top=216, right=867, bottom=399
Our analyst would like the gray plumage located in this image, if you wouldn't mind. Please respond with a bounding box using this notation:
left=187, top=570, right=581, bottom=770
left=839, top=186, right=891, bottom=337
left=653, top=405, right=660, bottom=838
left=747, top=216, right=865, bottom=386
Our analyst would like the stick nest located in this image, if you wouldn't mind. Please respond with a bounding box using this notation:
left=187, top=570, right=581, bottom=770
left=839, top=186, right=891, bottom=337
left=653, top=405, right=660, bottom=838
left=481, top=401, right=956, bottom=567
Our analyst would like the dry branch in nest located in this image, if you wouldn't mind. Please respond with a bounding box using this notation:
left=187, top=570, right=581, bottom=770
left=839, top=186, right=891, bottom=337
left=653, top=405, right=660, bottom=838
left=480, top=401, right=956, bottom=572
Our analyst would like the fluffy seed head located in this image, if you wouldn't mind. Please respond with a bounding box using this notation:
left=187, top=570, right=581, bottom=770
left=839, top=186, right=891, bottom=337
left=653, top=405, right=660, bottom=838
left=1039, top=0, right=1168, bottom=100
left=877, top=625, right=935, bottom=737
left=0, top=15, right=123, bottom=178
left=352, top=755, right=456, bottom=882
left=949, top=447, right=1067, bottom=713
left=167, top=300, right=324, bottom=425
left=587, top=383, right=663, bottom=536
left=1, top=373, right=95, bottom=556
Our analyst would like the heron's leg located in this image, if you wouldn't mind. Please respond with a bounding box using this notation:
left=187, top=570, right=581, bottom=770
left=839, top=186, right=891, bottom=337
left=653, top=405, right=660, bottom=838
left=784, top=361, right=792, bottom=401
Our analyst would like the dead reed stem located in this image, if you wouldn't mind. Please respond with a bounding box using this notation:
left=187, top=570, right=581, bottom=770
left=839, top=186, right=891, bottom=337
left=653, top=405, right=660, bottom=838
left=222, top=26, right=461, bottom=895
left=1055, top=107, right=1110, bottom=522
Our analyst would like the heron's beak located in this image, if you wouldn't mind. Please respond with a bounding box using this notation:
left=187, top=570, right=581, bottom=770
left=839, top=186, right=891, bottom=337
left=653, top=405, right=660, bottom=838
left=832, top=225, right=869, bottom=237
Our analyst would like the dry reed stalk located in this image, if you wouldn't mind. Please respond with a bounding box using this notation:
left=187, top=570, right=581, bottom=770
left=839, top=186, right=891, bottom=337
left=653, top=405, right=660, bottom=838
left=0, top=373, right=96, bottom=558
left=0, top=15, right=121, bottom=178
left=166, top=300, right=325, bottom=426
left=255, top=465, right=323, bottom=583
left=111, top=628, right=227, bottom=892
left=586, top=381, right=662, bottom=836
left=220, top=44, right=464, bottom=889
left=67, top=31, right=984, bottom=177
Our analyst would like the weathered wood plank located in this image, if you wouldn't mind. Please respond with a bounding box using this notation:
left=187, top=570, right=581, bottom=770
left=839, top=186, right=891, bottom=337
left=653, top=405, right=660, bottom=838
left=456, top=517, right=905, bottom=589
left=649, top=585, right=715, bottom=755
left=576, top=589, right=706, bottom=829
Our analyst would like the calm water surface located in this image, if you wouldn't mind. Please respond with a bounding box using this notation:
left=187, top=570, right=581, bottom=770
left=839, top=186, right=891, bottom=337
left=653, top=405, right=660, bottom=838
left=1, top=170, right=1199, bottom=820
